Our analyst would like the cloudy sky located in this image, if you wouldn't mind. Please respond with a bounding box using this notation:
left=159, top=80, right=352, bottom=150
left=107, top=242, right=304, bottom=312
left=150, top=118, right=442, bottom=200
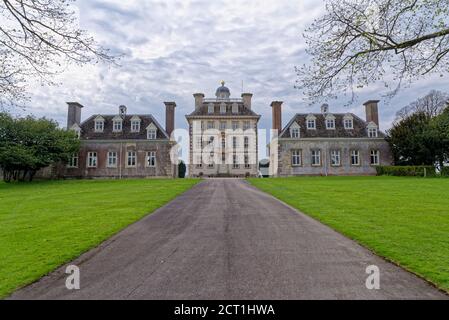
left=22, top=0, right=449, bottom=157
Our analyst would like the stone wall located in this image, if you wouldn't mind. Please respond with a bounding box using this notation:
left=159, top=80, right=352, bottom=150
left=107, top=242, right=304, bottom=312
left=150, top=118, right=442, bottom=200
left=274, top=138, right=392, bottom=176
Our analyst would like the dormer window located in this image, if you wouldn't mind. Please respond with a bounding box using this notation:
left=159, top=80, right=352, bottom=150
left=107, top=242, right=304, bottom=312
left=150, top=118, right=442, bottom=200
left=232, top=103, right=238, bottom=114
left=146, top=123, right=157, bottom=140
left=220, top=102, right=226, bottom=114
left=130, top=116, right=141, bottom=132
left=291, top=128, right=300, bottom=138
left=208, top=103, right=214, bottom=114
left=343, top=116, right=354, bottom=129
left=112, top=116, right=123, bottom=132
left=368, top=126, right=378, bottom=138
left=95, top=121, right=104, bottom=132
left=306, top=115, right=316, bottom=130
left=325, top=115, right=336, bottom=129
left=290, top=122, right=300, bottom=138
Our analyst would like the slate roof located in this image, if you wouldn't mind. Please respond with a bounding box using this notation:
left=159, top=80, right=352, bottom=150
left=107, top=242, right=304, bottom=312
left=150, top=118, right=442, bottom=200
left=280, top=113, right=384, bottom=139
left=186, top=102, right=260, bottom=117
left=79, top=114, right=169, bottom=140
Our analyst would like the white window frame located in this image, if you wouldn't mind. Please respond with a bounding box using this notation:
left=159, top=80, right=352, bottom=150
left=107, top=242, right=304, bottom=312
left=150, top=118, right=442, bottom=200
left=243, top=121, right=251, bottom=130
left=107, top=151, right=117, bottom=168
left=326, top=119, right=335, bottom=130
left=195, top=136, right=203, bottom=150
left=307, top=119, right=316, bottom=130
left=244, top=155, right=251, bottom=169
left=344, top=118, right=353, bottom=129
left=291, top=127, right=300, bottom=138
left=232, top=103, right=238, bottom=114
left=292, top=149, right=302, bottom=166
left=94, top=120, right=104, bottom=133
left=113, top=120, right=123, bottom=132
left=330, top=150, right=341, bottom=166
left=220, top=121, right=227, bottom=130
left=311, top=149, right=321, bottom=166
left=208, top=103, right=214, bottom=114
left=244, top=136, right=249, bottom=149
left=131, top=120, right=141, bottom=132
left=127, top=151, right=137, bottom=167
left=232, top=154, right=239, bottom=169
left=232, top=121, right=239, bottom=130
left=220, top=103, right=226, bottom=114
left=147, top=129, right=157, bottom=140
left=232, top=136, right=238, bottom=149
left=368, top=127, right=378, bottom=138
left=207, top=121, right=215, bottom=130
left=68, top=154, right=79, bottom=168
left=87, top=152, right=97, bottom=168
left=147, top=151, right=156, bottom=167
left=351, top=150, right=360, bottom=166
left=370, top=150, right=380, bottom=165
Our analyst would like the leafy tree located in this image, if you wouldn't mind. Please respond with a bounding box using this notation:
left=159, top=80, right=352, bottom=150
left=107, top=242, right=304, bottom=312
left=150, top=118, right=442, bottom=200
left=178, top=160, right=186, bottom=178
left=0, top=112, right=80, bottom=181
left=297, top=0, right=449, bottom=102
left=387, top=112, right=435, bottom=165
left=429, top=106, right=449, bottom=167
left=0, top=0, right=116, bottom=107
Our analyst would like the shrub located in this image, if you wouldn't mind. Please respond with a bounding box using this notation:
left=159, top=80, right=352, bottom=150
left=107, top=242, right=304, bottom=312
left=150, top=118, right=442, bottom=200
left=376, top=166, right=436, bottom=177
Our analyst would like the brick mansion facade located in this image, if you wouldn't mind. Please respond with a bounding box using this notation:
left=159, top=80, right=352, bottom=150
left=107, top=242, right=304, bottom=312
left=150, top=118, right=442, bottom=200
left=64, top=102, right=178, bottom=178
left=61, top=82, right=392, bottom=178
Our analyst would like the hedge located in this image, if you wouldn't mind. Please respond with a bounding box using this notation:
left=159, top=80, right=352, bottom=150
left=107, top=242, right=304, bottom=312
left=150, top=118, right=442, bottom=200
left=376, top=166, right=436, bottom=177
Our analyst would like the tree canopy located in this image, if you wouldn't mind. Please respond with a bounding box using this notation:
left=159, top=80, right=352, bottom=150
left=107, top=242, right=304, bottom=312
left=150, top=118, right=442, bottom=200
left=297, top=0, right=449, bottom=102
left=0, top=112, right=80, bottom=181
left=387, top=91, right=449, bottom=167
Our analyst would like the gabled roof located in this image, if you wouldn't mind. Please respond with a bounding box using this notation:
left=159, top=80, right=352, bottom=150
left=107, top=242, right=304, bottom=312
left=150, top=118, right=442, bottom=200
left=279, top=113, right=385, bottom=139
left=80, top=114, right=169, bottom=140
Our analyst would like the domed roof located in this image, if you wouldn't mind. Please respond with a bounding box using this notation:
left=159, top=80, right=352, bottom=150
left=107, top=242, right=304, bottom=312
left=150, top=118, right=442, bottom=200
left=215, top=81, right=230, bottom=98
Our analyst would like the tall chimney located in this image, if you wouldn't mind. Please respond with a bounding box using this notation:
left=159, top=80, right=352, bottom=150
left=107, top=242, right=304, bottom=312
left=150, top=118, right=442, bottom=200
left=164, top=102, right=176, bottom=137
left=364, top=100, right=380, bottom=127
left=241, top=93, right=253, bottom=110
left=66, top=102, right=84, bottom=129
left=193, top=93, right=204, bottom=110
left=271, top=101, right=283, bottom=134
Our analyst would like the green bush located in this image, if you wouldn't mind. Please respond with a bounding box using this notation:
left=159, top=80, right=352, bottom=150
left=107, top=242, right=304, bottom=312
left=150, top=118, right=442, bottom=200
left=440, top=166, right=449, bottom=177
left=376, top=166, right=436, bottom=177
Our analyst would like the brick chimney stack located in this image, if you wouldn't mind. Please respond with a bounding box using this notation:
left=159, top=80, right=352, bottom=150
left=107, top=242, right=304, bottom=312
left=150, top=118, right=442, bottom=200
left=241, top=93, right=253, bottom=110
left=364, top=100, right=380, bottom=127
left=164, top=102, right=176, bottom=137
left=193, top=93, right=204, bottom=110
left=271, top=101, right=283, bottom=134
left=66, top=102, right=84, bottom=129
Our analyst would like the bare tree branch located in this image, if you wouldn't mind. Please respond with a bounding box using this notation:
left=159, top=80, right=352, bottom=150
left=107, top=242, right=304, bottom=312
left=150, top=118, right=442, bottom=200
left=0, top=0, right=118, bottom=108
left=296, top=0, right=449, bottom=104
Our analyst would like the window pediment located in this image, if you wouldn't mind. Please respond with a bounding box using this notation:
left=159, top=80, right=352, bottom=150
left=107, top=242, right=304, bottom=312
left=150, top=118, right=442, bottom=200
left=146, top=122, right=157, bottom=130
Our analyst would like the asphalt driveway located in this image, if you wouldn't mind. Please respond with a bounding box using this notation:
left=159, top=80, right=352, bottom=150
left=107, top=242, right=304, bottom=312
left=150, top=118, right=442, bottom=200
left=10, top=179, right=447, bottom=299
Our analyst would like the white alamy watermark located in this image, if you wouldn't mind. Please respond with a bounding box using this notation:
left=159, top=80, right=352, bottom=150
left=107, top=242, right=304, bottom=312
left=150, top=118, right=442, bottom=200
left=365, top=265, right=380, bottom=290
left=65, top=265, right=80, bottom=290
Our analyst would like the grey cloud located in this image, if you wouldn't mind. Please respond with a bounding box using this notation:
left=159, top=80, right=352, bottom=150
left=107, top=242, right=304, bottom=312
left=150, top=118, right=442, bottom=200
left=20, top=0, right=449, bottom=156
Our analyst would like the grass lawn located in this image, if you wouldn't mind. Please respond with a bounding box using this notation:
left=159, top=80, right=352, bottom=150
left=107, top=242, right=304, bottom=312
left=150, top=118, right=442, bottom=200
left=0, top=178, right=198, bottom=298
left=249, top=176, right=449, bottom=293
